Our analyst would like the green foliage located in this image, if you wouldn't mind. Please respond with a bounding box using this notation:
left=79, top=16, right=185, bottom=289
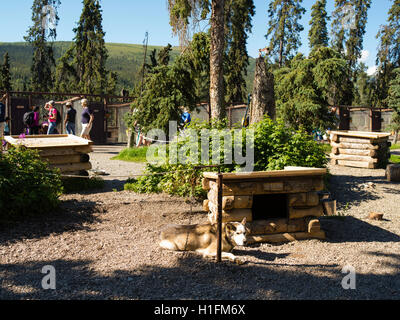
left=112, top=147, right=149, bottom=163
left=266, top=0, right=306, bottom=67
left=0, top=146, right=63, bottom=219
left=0, top=52, right=12, bottom=92
left=390, top=154, right=400, bottom=164
left=274, top=47, right=351, bottom=131
left=24, top=0, right=61, bottom=92
left=388, top=68, right=400, bottom=112
left=55, top=0, right=116, bottom=95
left=353, top=63, right=376, bottom=107
left=331, top=0, right=371, bottom=71
left=308, top=0, right=329, bottom=50
left=224, top=0, right=255, bottom=105
left=0, top=41, right=256, bottom=95
left=124, top=117, right=328, bottom=198
left=126, top=52, right=196, bottom=135
left=252, top=117, right=328, bottom=171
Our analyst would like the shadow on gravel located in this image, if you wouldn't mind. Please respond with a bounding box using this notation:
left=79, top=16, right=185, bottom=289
left=329, top=174, right=393, bottom=210
left=321, top=216, right=400, bottom=243
left=1, top=253, right=399, bottom=300
left=0, top=200, right=102, bottom=245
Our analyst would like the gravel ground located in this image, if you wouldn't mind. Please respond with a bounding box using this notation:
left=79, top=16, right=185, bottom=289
left=0, top=146, right=399, bottom=300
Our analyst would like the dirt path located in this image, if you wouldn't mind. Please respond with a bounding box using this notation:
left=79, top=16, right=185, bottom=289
left=89, top=145, right=146, bottom=191
left=0, top=147, right=399, bottom=300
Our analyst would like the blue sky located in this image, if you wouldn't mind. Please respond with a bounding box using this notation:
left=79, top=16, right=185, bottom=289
left=0, top=0, right=394, bottom=72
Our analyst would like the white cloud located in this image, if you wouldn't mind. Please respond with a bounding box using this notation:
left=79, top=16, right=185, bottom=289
left=359, top=50, right=370, bottom=63
left=367, top=66, right=377, bottom=76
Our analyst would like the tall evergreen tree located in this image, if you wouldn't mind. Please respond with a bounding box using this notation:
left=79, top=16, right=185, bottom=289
left=224, top=0, right=255, bottom=106
left=331, top=0, right=371, bottom=70
left=168, top=0, right=226, bottom=120
left=24, top=0, right=61, bottom=92
left=375, top=0, right=400, bottom=107
left=55, top=0, right=117, bottom=95
left=308, top=0, right=329, bottom=50
left=0, top=52, right=12, bottom=92
left=265, top=0, right=306, bottom=67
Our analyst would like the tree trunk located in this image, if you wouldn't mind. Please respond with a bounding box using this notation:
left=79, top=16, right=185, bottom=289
left=210, top=0, right=225, bottom=120
left=249, top=57, right=276, bottom=125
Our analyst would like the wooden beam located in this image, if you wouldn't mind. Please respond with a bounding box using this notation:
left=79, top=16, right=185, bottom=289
left=203, top=168, right=327, bottom=180
left=336, top=160, right=376, bottom=169
left=288, top=192, right=319, bottom=207
left=331, top=142, right=379, bottom=150
left=289, top=204, right=324, bottom=219
left=208, top=177, right=325, bottom=196
left=337, top=148, right=377, bottom=157
left=330, top=154, right=378, bottom=163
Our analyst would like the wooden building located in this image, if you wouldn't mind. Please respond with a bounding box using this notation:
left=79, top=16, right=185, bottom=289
left=202, top=167, right=334, bottom=244
left=328, top=131, right=391, bottom=169
left=4, top=134, right=93, bottom=176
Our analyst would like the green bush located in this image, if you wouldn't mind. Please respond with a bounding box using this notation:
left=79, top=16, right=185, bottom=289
left=0, top=146, right=63, bottom=219
left=124, top=117, right=328, bottom=199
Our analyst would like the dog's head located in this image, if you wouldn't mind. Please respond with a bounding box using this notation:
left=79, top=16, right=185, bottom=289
left=225, top=218, right=248, bottom=246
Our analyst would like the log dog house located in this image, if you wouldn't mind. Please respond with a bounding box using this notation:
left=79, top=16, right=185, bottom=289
left=202, top=167, right=332, bottom=244
left=4, top=134, right=93, bottom=176
left=328, top=130, right=391, bottom=169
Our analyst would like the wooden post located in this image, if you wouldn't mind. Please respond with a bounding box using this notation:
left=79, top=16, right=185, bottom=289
left=217, top=170, right=223, bottom=263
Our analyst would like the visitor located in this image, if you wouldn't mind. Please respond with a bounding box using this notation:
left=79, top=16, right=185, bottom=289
left=2, top=117, right=10, bottom=150
left=80, top=99, right=94, bottom=140
left=30, top=106, right=40, bottom=135
left=181, top=108, right=191, bottom=127
left=45, top=100, right=58, bottom=135
left=40, top=115, right=49, bottom=135
left=64, top=102, right=77, bottom=135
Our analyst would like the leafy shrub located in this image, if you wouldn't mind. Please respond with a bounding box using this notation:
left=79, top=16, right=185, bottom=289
left=253, top=118, right=328, bottom=171
left=124, top=117, right=328, bottom=199
left=0, top=146, right=63, bottom=219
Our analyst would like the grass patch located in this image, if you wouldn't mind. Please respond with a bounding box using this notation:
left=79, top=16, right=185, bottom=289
left=62, top=176, right=105, bottom=193
left=390, top=154, right=400, bottom=164
left=321, top=143, right=332, bottom=153
left=391, top=143, right=400, bottom=150
left=112, top=147, right=149, bottom=163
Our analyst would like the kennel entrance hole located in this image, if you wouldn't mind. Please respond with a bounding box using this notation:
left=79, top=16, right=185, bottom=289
left=252, top=194, right=288, bottom=220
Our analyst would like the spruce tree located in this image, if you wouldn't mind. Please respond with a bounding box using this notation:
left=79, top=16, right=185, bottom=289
left=308, top=0, right=329, bottom=51
left=224, top=0, right=255, bottom=106
left=266, top=0, right=306, bottom=67
left=375, top=0, right=400, bottom=107
left=331, top=0, right=371, bottom=70
left=24, top=0, right=61, bottom=92
left=56, top=0, right=116, bottom=95
left=0, top=52, right=12, bottom=92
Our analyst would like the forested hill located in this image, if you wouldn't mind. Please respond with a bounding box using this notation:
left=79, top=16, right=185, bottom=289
left=0, top=41, right=255, bottom=96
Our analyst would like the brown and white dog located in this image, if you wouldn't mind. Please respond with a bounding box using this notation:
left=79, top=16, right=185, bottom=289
left=159, top=218, right=247, bottom=264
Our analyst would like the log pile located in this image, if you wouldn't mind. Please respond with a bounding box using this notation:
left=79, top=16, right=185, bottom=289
left=329, top=131, right=391, bottom=169
left=202, top=168, right=331, bottom=244
left=4, top=134, right=93, bottom=176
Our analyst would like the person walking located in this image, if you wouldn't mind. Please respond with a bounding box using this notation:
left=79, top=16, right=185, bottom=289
left=64, top=102, right=77, bottom=135
left=80, top=99, right=94, bottom=140
left=30, top=106, right=40, bottom=135
left=45, top=100, right=58, bottom=135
